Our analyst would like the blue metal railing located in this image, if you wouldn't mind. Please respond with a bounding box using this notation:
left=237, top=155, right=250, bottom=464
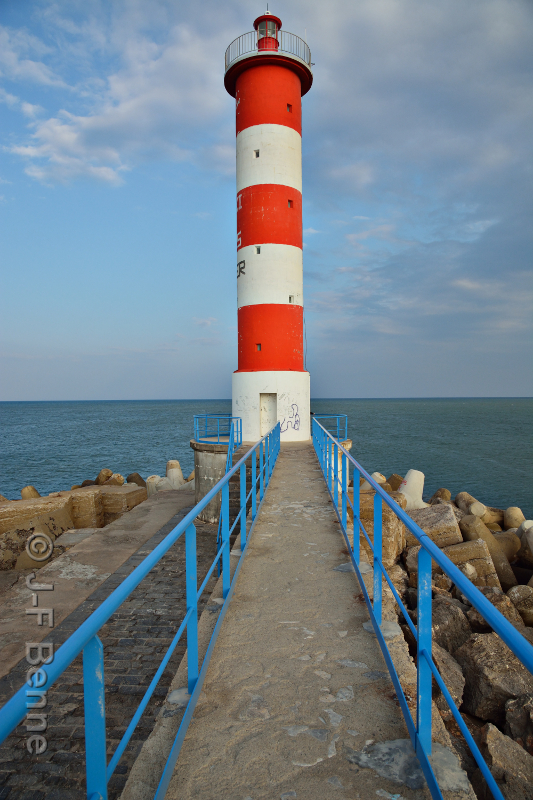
left=312, top=413, right=348, bottom=441
left=312, top=417, right=533, bottom=800
left=193, top=414, right=242, bottom=446
left=0, top=423, right=281, bottom=800
left=216, top=420, right=239, bottom=567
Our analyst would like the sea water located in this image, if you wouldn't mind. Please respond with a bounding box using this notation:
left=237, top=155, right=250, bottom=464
left=0, top=398, right=531, bottom=517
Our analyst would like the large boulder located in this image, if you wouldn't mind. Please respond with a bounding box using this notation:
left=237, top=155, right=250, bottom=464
left=506, top=695, right=533, bottom=755
left=471, top=723, right=533, bottom=800
left=406, top=504, right=463, bottom=549
left=466, top=587, right=524, bottom=632
left=432, top=596, right=472, bottom=654
left=431, top=642, right=465, bottom=721
left=460, top=515, right=517, bottom=591
left=481, top=507, right=504, bottom=525
left=347, top=489, right=408, bottom=569
left=507, top=586, right=533, bottom=626
left=442, top=539, right=502, bottom=590
left=454, top=633, right=533, bottom=725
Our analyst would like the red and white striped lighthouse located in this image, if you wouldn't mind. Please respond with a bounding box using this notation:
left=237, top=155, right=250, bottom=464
left=225, top=13, right=313, bottom=442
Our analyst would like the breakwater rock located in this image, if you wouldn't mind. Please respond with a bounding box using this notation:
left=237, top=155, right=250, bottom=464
left=351, top=467, right=533, bottom=788
left=0, top=458, right=194, bottom=572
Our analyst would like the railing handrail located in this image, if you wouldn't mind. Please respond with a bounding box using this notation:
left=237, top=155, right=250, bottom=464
left=312, top=416, right=532, bottom=800
left=0, top=424, right=280, bottom=755
left=193, top=414, right=242, bottom=446
left=225, top=29, right=312, bottom=71
left=313, top=413, right=348, bottom=442
left=313, top=418, right=533, bottom=670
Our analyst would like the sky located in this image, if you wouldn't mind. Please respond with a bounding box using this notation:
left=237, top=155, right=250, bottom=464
left=0, top=0, right=532, bottom=400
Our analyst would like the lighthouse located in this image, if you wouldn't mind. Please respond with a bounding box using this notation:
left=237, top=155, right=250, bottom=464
left=225, top=13, right=313, bottom=442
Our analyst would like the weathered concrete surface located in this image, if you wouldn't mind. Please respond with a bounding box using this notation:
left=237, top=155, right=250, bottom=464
left=0, top=485, right=195, bottom=679
left=156, top=443, right=466, bottom=800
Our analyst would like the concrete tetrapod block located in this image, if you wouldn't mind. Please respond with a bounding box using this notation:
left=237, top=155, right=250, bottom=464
left=398, top=469, right=429, bottom=510
left=406, top=504, right=463, bottom=549
left=454, top=632, right=533, bottom=726
left=455, top=492, right=487, bottom=519
left=20, top=485, right=41, bottom=500
left=95, top=468, right=113, bottom=485
left=166, top=460, right=185, bottom=490
left=505, top=507, right=526, bottom=530
left=459, top=515, right=517, bottom=592
left=492, top=530, right=521, bottom=562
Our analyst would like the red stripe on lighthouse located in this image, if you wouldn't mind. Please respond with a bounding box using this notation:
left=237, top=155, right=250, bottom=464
left=237, top=304, right=304, bottom=372
left=237, top=184, right=302, bottom=250
left=236, top=65, right=302, bottom=135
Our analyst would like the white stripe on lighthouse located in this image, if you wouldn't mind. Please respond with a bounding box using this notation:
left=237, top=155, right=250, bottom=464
left=236, top=124, right=302, bottom=193
left=237, top=243, right=303, bottom=309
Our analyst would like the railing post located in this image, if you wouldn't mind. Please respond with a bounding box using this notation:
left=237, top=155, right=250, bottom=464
left=259, top=442, right=264, bottom=500
left=373, top=492, right=382, bottom=625
left=222, top=482, right=230, bottom=598
left=353, top=469, right=360, bottom=563
left=251, top=450, right=257, bottom=520
left=185, top=523, right=199, bottom=693
left=341, top=452, right=347, bottom=529
left=333, top=442, right=339, bottom=508
left=83, top=635, right=108, bottom=800
left=417, top=547, right=433, bottom=755
left=240, top=463, right=246, bottom=551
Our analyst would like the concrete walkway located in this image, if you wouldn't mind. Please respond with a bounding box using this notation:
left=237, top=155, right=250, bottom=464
left=165, top=443, right=424, bottom=800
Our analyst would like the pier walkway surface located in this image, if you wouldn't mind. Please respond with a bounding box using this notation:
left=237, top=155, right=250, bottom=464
left=127, top=442, right=422, bottom=800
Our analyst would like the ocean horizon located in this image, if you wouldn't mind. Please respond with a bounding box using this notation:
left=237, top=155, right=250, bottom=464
left=1, top=397, right=531, bottom=518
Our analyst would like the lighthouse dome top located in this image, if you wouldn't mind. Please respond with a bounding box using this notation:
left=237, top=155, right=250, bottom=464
left=224, top=13, right=312, bottom=98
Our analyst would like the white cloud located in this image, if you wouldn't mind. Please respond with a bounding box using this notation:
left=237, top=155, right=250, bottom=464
left=0, top=25, right=65, bottom=86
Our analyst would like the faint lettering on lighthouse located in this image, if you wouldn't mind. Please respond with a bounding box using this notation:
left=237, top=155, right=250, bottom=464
left=237, top=261, right=245, bottom=278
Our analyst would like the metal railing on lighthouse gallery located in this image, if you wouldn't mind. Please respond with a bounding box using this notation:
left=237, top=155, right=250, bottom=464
left=0, top=423, right=281, bottom=800
left=225, top=30, right=312, bottom=71
left=312, top=416, right=533, bottom=800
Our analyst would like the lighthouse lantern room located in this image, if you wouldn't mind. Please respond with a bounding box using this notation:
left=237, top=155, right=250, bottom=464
left=225, top=12, right=313, bottom=442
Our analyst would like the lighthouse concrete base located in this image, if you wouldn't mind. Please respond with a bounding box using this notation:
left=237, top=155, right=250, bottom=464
left=232, top=370, right=310, bottom=442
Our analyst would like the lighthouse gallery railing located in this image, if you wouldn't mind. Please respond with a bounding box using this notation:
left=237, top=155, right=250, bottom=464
left=225, top=30, right=311, bottom=71
left=312, top=416, right=533, bottom=800
left=0, top=423, right=281, bottom=800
